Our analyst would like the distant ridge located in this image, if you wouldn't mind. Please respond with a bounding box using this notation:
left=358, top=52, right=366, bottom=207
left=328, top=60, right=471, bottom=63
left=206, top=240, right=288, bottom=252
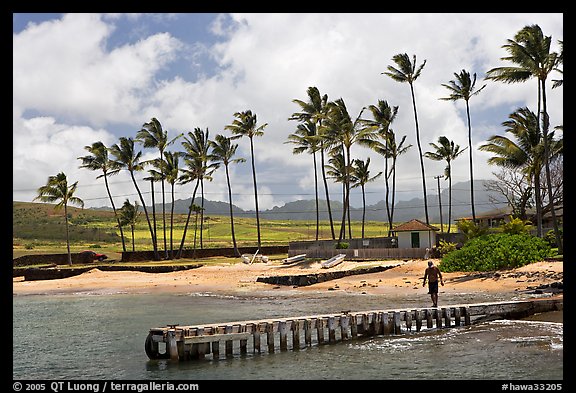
left=90, top=180, right=508, bottom=222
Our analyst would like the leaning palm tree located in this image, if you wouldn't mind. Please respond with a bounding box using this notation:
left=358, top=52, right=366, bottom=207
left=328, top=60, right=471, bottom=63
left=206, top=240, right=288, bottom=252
left=176, top=155, right=203, bottom=258
left=109, top=137, right=159, bottom=260
left=285, top=120, right=321, bottom=240
left=440, top=69, right=486, bottom=222
left=485, top=24, right=562, bottom=252
left=34, top=172, right=84, bottom=265
left=118, top=199, right=140, bottom=252
left=210, top=134, right=246, bottom=256
left=136, top=118, right=182, bottom=258
left=479, top=107, right=562, bottom=237
left=289, top=86, right=336, bottom=239
left=424, top=136, right=466, bottom=233
left=225, top=110, right=267, bottom=249
left=77, top=141, right=127, bottom=252
left=351, top=158, right=382, bottom=238
left=383, top=53, right=430, bottom=224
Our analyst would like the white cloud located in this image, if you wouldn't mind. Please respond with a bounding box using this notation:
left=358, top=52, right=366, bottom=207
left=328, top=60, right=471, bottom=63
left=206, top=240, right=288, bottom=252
left=13, top=13, right=563, bottom=212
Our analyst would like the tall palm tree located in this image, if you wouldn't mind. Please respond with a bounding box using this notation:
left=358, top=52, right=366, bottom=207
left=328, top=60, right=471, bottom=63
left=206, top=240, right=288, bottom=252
left=34, top=172, right=84, bottom=265
left=351, top=158, right=382, bottom=238
left=370, top=130, right=412, bottom=235
left=210, top=134, right=246, bottom=256
left=180, top=127, right=217, bottom=250
left=109, top=137, right=159, bottom=260
left=176, top=155, right=203, bottom=258
left=479, top=107, right=562, bottom=236
left=321, top=99, right=376, bottom=244
left=424, top=136, right=466, bottom=233
left=440, top=69, right=486, bottom=222
left=289, top=86, right=336, bottom=239
left=225, top=110, right=267, bottom=249
left=285, top=120, right=321, bottom=240
left=162, top=151, right=180, bottom=259
left=485, top=24, right=562, bottom=252
left=119, top=199, right=140, bottom=251
left=77, top=141, right=127, bottom=252
left=136, top=118, right=182, bottom=258
left=362, top=100, right=398, bottom=230
left=384, top=53, right=430, bottom=224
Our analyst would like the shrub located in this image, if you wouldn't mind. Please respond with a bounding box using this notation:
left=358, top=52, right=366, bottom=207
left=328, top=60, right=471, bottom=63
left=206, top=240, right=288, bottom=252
left=439, top=233, right=553, bottom=272
left=436, top=239, right=457, bottom=257
left=335, top=242, right=349, bottom=249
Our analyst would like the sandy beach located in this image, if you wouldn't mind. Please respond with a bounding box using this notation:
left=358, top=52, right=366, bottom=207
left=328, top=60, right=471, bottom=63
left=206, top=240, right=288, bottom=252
left=13, top=258, right=563, bottom=299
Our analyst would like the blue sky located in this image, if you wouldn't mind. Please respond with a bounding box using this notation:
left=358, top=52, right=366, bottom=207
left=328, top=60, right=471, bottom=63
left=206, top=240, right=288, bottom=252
left=13, top=13, right=563, bottom=212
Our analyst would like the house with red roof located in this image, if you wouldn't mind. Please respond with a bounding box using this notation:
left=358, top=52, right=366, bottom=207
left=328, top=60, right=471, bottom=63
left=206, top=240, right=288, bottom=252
left=392, top=219, right=440, bottom=250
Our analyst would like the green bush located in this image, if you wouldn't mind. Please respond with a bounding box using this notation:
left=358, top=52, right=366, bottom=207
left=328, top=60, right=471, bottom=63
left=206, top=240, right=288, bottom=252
left=436, top=239, right=457, bottom=257
left=439, top=233, right=553, bottom=272
left=335, top=242, right=349, bottom=249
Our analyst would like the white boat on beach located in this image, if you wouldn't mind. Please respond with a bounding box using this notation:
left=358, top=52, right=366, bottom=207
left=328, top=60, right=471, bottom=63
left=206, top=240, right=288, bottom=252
left=281, top=254, right=307, bottom=264
left=321, top=253, right=346, bottom=269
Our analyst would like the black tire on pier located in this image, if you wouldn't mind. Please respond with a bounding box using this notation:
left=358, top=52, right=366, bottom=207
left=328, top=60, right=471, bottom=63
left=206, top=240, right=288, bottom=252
left=145, top=332, right=170, bottom=359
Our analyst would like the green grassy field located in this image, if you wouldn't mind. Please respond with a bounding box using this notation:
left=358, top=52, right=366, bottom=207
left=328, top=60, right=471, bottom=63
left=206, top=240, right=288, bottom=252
left=13, top=201, right=441, bottom=259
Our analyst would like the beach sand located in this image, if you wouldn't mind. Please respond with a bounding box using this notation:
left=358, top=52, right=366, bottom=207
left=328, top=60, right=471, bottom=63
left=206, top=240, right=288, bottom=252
left=13, top=258, right=562, bottom=298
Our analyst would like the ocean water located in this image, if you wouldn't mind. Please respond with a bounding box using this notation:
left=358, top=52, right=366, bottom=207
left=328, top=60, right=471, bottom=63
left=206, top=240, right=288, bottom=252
left=13, top=289, right=563, bottom=382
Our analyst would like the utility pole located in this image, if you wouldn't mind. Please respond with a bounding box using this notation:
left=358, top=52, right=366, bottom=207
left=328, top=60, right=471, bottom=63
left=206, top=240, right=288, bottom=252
left=435, top=175, right=444, bottom=232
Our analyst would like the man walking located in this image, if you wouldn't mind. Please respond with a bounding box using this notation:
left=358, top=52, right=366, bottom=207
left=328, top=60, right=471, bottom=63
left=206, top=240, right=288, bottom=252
left=423, top=260, right=444, bottom=307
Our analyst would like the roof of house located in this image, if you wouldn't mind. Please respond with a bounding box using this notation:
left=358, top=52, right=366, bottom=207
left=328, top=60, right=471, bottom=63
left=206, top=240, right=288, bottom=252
left=393, top=219, right=440, bottom=232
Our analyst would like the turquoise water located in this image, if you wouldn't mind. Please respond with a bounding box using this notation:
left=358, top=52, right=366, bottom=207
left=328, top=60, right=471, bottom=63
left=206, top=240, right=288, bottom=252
left=13, top=290, right=563, bottom=381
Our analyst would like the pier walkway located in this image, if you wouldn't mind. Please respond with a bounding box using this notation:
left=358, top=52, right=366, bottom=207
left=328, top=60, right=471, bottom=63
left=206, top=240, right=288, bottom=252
left=145, top=297, right=562, bottom=361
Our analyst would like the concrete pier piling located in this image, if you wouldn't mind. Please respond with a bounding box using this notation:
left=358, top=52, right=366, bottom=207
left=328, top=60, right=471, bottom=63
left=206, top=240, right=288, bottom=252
left=145, top=298, right=562, bottom=362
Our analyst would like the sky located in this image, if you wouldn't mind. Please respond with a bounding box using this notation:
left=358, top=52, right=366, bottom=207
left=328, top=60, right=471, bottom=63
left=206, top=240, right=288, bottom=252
left=13, top=13, right=564, bottom=213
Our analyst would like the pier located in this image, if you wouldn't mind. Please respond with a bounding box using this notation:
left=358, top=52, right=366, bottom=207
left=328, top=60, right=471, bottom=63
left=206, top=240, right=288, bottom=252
left=145, top=297, right=562, bottom=361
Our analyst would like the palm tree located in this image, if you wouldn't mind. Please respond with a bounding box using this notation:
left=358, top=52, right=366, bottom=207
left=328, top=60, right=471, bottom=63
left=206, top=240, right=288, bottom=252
left=180, top=127, right=217, bottom=250
left=479, top=107, right=562, bottom=236
left=440, top=69, right=486, bottom=222
left=119, top=199, right=140, bottom=251
left=351, top=158, right=382, bottom=238
left=324, top=151, right=347, bottom=237
left=384, top=53, right=430, bottom=224
left=370, top=129, right=412, bottom=235
left=362, top=100, right=398, bottom=231
left=176, top=155, right=203, bottom=258
left=162, top=151, right=180, bottom=259
left=77, top=141, right=127, bottom=252
left=136, top=118, right=182, bottom=258
left=225, top=110, right=267, bottom=249
left=210, top=134, right=246, bottom=256
left=34, top=172, right=84, bottom=265
left=290, top=86, right=336, bottom=239
left=109, top=137, right=159, bottom=260
left=321, top=98, right=376, bottom=244
left=285, top=120, right=321, bottom=240
left=424, top=136, right=466, bottom=233
left=485, top=24, right=562, bottom=252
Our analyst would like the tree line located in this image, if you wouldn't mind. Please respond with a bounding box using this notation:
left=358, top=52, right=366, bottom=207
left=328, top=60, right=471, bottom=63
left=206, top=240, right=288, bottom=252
left=34, top=24, right=563, bottom=265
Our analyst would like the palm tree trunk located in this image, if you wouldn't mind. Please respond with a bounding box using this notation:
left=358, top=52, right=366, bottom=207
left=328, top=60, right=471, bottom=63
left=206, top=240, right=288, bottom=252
left=390, top=160, right=397, bottom=236
left=64, top=204, right=72, bottom=265
left=170, top=183, right=175, bottom=259
left=200, top=179, right=205, bottom=249
left=104, top=175, right=126, bottom=252
left=177, top=179, right=200, bottom=258
left=225, top=164, right=240, bottom=257
left=150, top=180, right=158, bottom=256
left=448, top=173, right=452, bottom=234
left=249, top=137, right=262, bottom=248
left=131, top=225, right=135, bottom=251
left=132, top=172, right=159, bottom=260
left=410, top=83, right=429, bottom=224
left=313, top=151, right=319, bottom=241
left=161, top=178, right=168, bottom=259
left=540, top=81, right=562, bottom=253
left=320, top=144, right=336, bottom=239
left=466, top=103, right=476, bottom=222
left=361, top=184, right=366, bottom=238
